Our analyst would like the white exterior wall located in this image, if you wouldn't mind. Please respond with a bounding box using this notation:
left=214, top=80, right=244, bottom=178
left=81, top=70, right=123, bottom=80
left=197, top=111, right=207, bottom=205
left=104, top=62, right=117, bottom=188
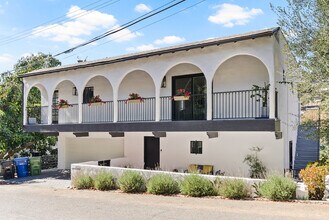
left=85, top=76, right=113, bottom=101
left=58, top=133, right=124, bottom=169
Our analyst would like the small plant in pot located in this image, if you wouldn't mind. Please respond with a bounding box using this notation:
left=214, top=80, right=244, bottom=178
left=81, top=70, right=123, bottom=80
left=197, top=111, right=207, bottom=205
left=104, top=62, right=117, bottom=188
left=88, top=95, right=105, bottom=106
left=173, top=88, right=191, bottom=101
left=56, top=99, right=73, bottom=109
left=126, top=93, right=143, bottom=104
left=250, top=83, right=270, bottom=118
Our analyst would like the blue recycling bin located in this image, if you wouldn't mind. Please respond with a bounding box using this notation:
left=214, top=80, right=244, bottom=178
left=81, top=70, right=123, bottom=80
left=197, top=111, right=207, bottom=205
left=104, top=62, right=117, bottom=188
left=14, top=157, right=30, bottom=178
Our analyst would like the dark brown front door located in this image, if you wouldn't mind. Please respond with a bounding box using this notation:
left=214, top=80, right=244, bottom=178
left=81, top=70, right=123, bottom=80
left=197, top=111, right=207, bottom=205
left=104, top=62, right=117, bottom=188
left=144, top=137, right=160, bottom=169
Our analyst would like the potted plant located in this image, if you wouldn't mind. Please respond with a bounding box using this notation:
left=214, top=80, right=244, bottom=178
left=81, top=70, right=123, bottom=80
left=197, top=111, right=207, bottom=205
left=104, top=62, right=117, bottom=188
left=56, top=99, right=73, bottom=109
left=173, top=88, right=191, bottom=101
left=126, top=93, right=143, bottom=104
left=88, top=95, right=105, bottom=106
left=250, top=83, right=270, bottom=117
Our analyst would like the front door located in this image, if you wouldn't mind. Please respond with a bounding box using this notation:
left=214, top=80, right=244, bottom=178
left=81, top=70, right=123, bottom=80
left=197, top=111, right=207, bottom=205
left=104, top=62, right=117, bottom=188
left=172, top=74, right=206, bottom=120
left=144, top=137, right=160, bottom=169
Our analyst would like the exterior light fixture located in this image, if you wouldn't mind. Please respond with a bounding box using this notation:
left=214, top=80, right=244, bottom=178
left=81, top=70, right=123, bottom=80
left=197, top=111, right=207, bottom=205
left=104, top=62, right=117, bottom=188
left=161, top=76, right=166, bottom=88
left=72, top=87, right=78, bottom=96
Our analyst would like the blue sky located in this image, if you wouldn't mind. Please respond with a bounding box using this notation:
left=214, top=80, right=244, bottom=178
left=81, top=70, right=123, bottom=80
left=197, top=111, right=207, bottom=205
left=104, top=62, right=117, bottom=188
left=0, top=0, right=287, bottom=72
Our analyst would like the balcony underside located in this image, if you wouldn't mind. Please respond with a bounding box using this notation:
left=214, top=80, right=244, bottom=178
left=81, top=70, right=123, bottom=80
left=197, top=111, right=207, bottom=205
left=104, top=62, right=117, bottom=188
left=23, top=119, right=276, bottom=133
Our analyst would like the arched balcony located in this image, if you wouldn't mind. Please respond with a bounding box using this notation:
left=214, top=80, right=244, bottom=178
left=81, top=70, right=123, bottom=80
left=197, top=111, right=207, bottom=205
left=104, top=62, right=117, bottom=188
left=52, top=80, right=79, bottom=124
left=26, top=84, right=49, bottom=125
left=117, top=70, right=156, bottom=122
left=212, top=55, right=270, bottom=119
left=82, top=76, right=114, bottom=123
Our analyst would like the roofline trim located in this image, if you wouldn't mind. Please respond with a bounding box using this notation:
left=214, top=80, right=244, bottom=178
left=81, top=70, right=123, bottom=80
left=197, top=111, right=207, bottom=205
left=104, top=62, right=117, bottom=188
left=20, top=27, right=280, bottom=78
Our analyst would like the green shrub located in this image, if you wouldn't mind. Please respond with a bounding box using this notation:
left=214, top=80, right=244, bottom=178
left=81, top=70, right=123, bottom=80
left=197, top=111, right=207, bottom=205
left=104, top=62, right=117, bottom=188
left=180, top=175, right=216, bottom=197
left=217, top=179, right=251, bottom=199
left=147, top=174, right=180, bottom=195
left=118, top=171, right=146, bottom=193
left=94, top=172, right=116, bottom=191
left=260, top=175, right=297, bottom=201
left=243, top=147, right=267, bottom=179
left=73, top=174, right=94, bottom=190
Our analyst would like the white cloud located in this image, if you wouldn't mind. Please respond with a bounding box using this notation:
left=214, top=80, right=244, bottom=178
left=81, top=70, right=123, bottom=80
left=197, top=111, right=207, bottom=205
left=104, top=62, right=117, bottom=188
left=108, top=26, right=143, bottom=42
left=0, top=53, right=14, bottom=63
left=208, top=3, right=263, bottom=27
left=126, top=44, right=157, bottom=52
left=134, top=3, right=152, bottom=13
left=154, top=36, right=185, bottom=45
left=32, top=5, right=120, bottom=46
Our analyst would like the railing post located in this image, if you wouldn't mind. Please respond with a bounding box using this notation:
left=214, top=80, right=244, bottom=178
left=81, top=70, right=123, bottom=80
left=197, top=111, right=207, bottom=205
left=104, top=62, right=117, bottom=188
left=113, top=90, right=118, bottom=122
left=269, top=70, right=276, bottom=119
left=78, top=95, right=83, bottom=124
left=207, top=81, right=212, bottom=120
left=155, top=87, right=160, bottom=121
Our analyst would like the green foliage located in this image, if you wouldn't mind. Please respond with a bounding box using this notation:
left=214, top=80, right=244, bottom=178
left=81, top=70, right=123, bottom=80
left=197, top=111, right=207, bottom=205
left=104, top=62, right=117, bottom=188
left=243, top=147, right=267, bottom=179
left=0, top=53, right=61, bottom=159
left=259, top=175, right=297, bottom=201
left=180, top=175, right=217, bottom=197
left=217, top=179, right=251, bottom=199
left=319, top=144, right=329, bottom=165
left=118, top=171, right=146, bottom=193
left=299, top=163, right=329, bottom=200
left=94, top=172, right=116, bottom=191
left=272, top=0, right=329, bottom=145
left=147, top=174, right=180, bottom=195
left=73, top=174, right=94, bottom=190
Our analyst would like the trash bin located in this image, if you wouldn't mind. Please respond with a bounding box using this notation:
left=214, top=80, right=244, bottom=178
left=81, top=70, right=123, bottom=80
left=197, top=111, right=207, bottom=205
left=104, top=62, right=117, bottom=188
left=14, top=157, right=30, bottom=178
left=30, top=157, right=41, bottom=176
left=1, top=160, right=15, bottom=180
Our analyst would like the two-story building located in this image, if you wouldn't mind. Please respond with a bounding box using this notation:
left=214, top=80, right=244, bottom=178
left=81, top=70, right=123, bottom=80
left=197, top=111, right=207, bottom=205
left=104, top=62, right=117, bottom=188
left=21, top=27, right=299, bottom=177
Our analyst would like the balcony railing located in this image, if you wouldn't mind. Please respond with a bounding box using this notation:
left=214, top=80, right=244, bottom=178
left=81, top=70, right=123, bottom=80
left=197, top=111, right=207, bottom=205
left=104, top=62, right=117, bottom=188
left=27, top=106, right=48, bottom=124
left=212, top=90, right=269, bottom=119
left=82, top=101, right=114, bottom=123
left=160, top=96, right=172, bottom=121
left=118, top=97, right=155, bottom=122
left=58, top=104, right=79, bottom=124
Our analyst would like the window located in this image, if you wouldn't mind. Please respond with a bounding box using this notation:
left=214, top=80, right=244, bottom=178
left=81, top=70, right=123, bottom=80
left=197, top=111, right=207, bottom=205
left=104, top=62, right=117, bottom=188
left=190, top=141, right=202, bottom=154
left=83, top=87, right=94, bottom=103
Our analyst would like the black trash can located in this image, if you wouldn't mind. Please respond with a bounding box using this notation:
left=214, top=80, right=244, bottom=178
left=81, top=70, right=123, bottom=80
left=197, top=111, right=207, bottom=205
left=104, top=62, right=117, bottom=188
left=1, top=160, right=15, bottom=180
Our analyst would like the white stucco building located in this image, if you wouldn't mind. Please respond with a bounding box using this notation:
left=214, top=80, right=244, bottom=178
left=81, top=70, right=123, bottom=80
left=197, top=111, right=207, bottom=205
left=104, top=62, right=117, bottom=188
left=21, top=27, right=299, bottom=177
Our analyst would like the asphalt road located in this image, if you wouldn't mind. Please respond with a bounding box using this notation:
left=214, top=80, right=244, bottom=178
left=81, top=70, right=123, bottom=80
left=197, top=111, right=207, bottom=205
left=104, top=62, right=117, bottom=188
left=0, top=184, right=328, bottom=220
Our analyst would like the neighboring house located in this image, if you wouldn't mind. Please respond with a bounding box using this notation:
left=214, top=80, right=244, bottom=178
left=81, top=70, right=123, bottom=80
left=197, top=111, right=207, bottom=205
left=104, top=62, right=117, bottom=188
left=20, top=27, right=299, bottom=177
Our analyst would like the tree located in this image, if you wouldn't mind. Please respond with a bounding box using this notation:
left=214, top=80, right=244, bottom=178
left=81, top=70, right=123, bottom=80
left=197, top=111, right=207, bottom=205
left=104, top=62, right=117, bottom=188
left=0, top=53, right=61, bottom=159
left=272, top=0, right=329, bottom=145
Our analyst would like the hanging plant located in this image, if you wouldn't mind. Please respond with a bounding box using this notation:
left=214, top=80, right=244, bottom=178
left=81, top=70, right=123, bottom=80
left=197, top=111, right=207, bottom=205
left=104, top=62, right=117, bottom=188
left=173, top=88, right=191, bottom=101
left=126, top=93, right=143, bottom=104
left=56, top=99, right=73, bottom=109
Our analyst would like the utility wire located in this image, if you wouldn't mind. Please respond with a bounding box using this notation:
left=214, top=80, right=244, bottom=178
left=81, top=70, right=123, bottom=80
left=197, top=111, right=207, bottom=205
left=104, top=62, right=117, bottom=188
left=0, top=0, right=121, bottom=46
left=63, top=0, right=206, bottom=60
left=54, top=0, right=187, bottom=56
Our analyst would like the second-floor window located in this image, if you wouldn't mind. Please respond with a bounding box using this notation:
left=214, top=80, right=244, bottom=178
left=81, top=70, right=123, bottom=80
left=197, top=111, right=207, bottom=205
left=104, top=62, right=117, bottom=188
left=83, top=87, right=94, bottom=103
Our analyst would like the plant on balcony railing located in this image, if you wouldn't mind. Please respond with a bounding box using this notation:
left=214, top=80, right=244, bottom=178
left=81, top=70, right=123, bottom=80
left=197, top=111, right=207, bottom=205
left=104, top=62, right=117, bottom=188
left=55, top=99, right=73, bottom=109
left=251, top=83, right=270, bottom=117
left=173, top=88, right=191, bottom=101
left=126, top=93, right=143, bottom=104
left=88, top=95, right=106, bottom=106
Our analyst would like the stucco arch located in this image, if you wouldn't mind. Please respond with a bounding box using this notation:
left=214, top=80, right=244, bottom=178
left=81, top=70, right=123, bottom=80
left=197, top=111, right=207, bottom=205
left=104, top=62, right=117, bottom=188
left=26, top=83, right=49, bottom=106
left=52, top=79, right=79, bottom=104
left=83, top=75, right=113, bottom=101
left=213, top=54, right=270, bottom=92
left=118, top=70, right=156, bottom=100
left=160, top=62, right=207, bottom=97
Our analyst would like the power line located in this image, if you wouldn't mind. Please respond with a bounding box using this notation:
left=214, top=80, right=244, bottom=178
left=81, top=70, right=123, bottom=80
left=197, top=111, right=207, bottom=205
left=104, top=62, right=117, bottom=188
left=54, top=0, right=187, bottom=56
left=0, top=0, right=121, bottom=46
left=63, top=0, right=207, bottom=60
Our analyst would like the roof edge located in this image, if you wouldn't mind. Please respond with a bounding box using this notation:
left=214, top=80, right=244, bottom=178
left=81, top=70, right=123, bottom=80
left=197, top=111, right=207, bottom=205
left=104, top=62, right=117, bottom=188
left=20, top=27, right=280, bottom=78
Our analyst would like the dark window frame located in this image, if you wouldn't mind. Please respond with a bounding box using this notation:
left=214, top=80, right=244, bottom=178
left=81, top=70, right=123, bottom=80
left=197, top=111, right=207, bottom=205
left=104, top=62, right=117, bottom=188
left=190, top=140, right=202, bottom=154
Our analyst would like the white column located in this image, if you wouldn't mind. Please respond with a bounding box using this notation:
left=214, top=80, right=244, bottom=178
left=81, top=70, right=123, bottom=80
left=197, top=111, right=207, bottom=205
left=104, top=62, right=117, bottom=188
left=78, top=88, right=83, bottom=123
left=47, top=96, right=53, bottom=125
left=269, top=70, right=276, bottom=119
left=113, top=88, right=118, bottom=122
left=206, top=80, right=213, bottom=120
left=23, top=86, right=28, bottom=125
left=155, top=86, right=161, bottom=121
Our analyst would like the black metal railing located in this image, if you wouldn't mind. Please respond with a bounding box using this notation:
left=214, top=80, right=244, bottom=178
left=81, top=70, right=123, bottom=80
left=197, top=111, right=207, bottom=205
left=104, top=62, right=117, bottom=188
left=82, top=101, right=114, bottom=123
left=58, top=104, right=79, bottom=124
left=27, top=106, right=48, bottom=124
left=172, top=94, right=207, bottom=121
left=160, top=96, right=172, bottom=121
left=212, top=90, right=269, bottom=119
left=118, top=97, right=155, bottom=122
